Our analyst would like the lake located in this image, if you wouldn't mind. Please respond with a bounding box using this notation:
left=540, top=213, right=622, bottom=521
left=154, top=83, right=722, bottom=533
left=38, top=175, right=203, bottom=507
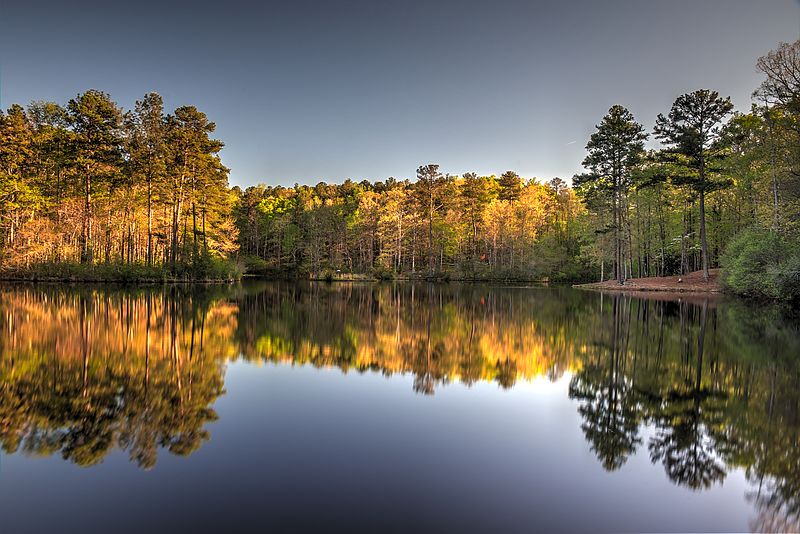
left=1, top=282, right=798, bottom=532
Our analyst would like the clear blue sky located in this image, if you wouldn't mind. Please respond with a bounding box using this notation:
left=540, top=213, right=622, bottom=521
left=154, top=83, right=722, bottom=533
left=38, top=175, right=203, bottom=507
left=1, top=0, right=798, bottom=187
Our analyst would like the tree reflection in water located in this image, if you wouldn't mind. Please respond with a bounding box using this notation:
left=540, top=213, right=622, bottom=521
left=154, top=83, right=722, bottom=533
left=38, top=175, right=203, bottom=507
left=568, top=295, right=642, bottom=471
left=0, top=282, right=799, bottom=526
left=0, top=285, right=231, bottom=469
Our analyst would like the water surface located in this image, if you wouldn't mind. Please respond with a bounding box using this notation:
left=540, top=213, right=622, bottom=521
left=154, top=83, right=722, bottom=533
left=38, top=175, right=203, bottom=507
left=1, top=282, right=798, bottom=532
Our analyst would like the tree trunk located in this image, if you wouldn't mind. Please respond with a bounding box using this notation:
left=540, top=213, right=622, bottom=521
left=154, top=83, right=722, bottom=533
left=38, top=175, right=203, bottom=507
left=428, top=191, right=434, bottom=276
left=147, top=176, right=153, bottom=265
left=699, top=189, right=709, bottom=281
left=614, top=177, right=623, bottom=285
left=83, top=166, right=93, bottom=264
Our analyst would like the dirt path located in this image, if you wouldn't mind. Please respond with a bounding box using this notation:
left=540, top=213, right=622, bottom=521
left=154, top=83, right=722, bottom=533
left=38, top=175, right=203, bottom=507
left=574, top=269, right=722, bottom=293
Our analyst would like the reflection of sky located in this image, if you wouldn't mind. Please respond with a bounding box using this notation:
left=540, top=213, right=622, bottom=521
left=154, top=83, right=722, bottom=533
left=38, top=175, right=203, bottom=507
left=1, top=346, right=763, bottom=531
left=216, top=361, right=752, bottom=531
left=0, top=360, right=753, bottom=532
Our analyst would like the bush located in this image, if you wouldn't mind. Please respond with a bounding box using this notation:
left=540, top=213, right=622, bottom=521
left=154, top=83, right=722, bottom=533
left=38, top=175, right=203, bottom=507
left=775, top=253, right=800, bottom=299
left=372, top=265, right=395, bottom=281
left=548, top=260, right=597, bottom=285
left=241, top=255, right=270, bottom=275
left=187, top=255, right=243, bottom=281
left=721, top=227, right=800, bottom=302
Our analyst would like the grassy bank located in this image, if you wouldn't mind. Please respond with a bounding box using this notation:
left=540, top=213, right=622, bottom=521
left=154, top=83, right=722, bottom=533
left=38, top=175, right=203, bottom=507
left=246, top=269, right=554, bottom=284
left=1, top=258, right=243, bottom=283
left=241, top=255, right=589, bottom=284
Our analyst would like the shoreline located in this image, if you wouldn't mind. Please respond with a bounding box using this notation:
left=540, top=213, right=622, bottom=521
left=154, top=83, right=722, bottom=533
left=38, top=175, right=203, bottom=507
left=573, top=269, right=722, bottom=294
left=0, top=278, right=239, bottom=284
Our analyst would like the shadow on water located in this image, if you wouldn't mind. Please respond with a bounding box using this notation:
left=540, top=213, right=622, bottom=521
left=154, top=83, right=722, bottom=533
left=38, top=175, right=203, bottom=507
left=0, top=281, right=799, bottom=528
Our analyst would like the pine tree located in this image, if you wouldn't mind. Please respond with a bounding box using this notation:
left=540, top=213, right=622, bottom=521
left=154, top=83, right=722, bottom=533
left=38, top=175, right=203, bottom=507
left=67, top=90, right=124, bottom=264
left=579, top=105, right=647, bottom=284
left=654, top=90, right=733, bottom=281
left=126, top=93, right=167, bottom=265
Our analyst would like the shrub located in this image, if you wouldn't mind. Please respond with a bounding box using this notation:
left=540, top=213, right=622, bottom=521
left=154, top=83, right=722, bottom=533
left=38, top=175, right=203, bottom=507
left=721, top=227, right=800, bottom=302
left=189, top=255, right=243, bottom=281
left=241, top=255, right=270, bottom=275
left=775, top=253, right=800, bottom=300
left=372, top=265, right=395, bottom=281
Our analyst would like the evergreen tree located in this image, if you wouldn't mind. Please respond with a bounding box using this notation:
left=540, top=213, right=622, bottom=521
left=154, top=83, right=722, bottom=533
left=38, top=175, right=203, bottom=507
left=126, top=93, right=167, bottom=265
left=498, top=170, right=522, bottom=202
left=654, top=90, right=733, bottom=281
left=415, top=164, right=445, bottom=275
left=67, top=90, right=124, bottom=264
left=579, top=105, right=647, bottom=284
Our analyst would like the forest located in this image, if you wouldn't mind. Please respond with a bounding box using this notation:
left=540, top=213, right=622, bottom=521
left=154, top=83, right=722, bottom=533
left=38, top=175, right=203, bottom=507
left=0, top=40, right=798, bottom=299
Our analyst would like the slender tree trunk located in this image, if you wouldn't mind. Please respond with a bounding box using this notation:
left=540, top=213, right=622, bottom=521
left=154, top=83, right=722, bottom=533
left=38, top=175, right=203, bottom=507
left=428, top=191, right=434, bottom=276
left=627, top=206, right=634, bottom=279
left=147, top=175, right=153, bottom=265
left=767, top=109, right=780, bottom=231
left=396, top=211, right=402, bottom=272
left=192, top=200, right=198, bottom=264
left=697, top=145, right=710, bottom=281
left=699, top=189, right=709, bottom=281
left=681, top=200, right=688, bottom=275
left=83, top=166, right=93, bottom=264
left=614, top=176, right=623, bottom=284
left=202, top=207, right=207, bottom=255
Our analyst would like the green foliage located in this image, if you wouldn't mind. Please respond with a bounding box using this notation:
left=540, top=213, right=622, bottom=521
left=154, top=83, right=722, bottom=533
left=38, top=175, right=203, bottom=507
left=1, top=258, right=241, bottom=282
left=234, top=171, right=584, bottom=282
left=498, top=170, right=522, bottom=201
left=179, top=255, right=243, bottom=281
left=372, top=264, right=395, bottom=281
left=721, top=227, right=800, bottom=301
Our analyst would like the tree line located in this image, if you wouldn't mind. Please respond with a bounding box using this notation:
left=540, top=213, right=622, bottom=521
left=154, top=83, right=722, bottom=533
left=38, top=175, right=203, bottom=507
left=1, top=40, right=798, bottom=294
left=234, top=169, right=585, bottom=281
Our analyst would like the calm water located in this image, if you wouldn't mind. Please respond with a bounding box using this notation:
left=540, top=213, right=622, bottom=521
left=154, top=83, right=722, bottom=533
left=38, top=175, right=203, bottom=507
left=1, top=282, right=798, bottom=533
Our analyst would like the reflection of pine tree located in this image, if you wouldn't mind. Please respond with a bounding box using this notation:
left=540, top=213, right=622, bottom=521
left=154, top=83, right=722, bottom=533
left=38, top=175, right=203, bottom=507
left=60, top=384, right=120, bottom=467
left=413, top=373, right=436, bottom=396
left=495, top=358, right=518, bottom=390
left=570, top=365, right=641, bottom=471
left=647, top=300, right=727, bottom=490
left=569, top=296, right=641, bottom=471
left=413, top=300, right=440, bottom=395
left=647, top=392, right=726, bottom=489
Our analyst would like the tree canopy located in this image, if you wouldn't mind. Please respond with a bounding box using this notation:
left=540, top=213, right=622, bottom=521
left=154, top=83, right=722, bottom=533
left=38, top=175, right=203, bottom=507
left=0, top=40, right=798, bottom=295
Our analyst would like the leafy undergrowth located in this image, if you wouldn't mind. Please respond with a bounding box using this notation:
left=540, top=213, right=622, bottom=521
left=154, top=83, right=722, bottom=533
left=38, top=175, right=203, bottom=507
left=1, top=259, right=243, bottom=283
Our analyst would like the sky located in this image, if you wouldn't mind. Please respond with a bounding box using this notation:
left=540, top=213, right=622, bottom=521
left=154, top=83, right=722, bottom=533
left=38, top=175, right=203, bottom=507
left=1, top=0, right=798, bottom=188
